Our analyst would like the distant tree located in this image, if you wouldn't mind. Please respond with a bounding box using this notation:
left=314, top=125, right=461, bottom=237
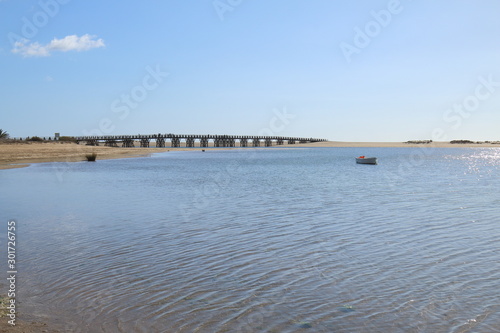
left=59, top=136, right=76, bottom=142
left=0, top=129, right=9, bottom=139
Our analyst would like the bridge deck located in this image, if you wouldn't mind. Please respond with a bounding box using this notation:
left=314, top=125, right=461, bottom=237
left=74, top=134, right=327, bottom=148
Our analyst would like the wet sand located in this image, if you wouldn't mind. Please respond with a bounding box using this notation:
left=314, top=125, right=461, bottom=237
left=0, top=293, right=60, bottom=332
left=1, top=141, right=499, bottom=170
left=0, top=320, right=59, bottom=333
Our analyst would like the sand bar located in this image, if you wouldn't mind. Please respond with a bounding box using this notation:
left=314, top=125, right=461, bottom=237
left=298, top=141, right=500, bottom=148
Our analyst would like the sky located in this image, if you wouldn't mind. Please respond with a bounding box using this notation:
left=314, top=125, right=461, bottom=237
left=1, top=0, right=500, bottom=142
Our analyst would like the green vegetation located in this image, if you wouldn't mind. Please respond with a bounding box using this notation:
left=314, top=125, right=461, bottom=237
left=28, top=136, right=44, bottom=141
left=0, top=129, right=9, bottom=139
left=85, top=153, right=97, bottom=161
left=59, top=136, right=77, bottom=142
left=405, top=140, right=432, bottom=144
left=450, top=140, right=474, bottom=144
left=450, top=140, right=472, bottom=144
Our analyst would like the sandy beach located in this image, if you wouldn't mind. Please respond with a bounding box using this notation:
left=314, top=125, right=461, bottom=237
left=0, top=142, right=173, bottom=170
left=1, top=141, right=499, bottom=170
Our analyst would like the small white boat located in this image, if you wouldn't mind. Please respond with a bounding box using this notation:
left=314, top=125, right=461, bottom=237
left=356, top=156, right=378, bottom=164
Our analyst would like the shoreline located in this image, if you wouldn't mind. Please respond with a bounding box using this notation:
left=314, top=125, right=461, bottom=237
left=1, top=141, right=499, bottom=170
left=0, top=142, right=176, bottom=170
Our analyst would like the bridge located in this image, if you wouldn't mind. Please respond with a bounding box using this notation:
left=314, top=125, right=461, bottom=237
left=73, top=134, right=327, bottom=148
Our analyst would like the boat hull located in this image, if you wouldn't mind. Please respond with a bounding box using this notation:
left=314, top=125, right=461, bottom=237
left=356, top=157, right=378, bottom=165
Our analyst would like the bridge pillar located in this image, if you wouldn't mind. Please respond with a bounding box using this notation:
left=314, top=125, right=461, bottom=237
left=156, top=137, right=165, bottom=147
left=288, top=139, right=296, bottom=144
left=252, top=138, right=260, bottom=147
left=140, top=138, right=150, bottom=148
left=105, top=139, right=118, bottom=147
left=86, top=139, right=99, bottom=146
left=200, top=137, right=209, bottom=147
left=277, top=138, right=284, bottom=145
left=240, top=138, right=248, bottom=147
left=265, top=138, right=272, bottom=147
left=122, top=138, right=134, bottom=147
left=215, top=136, right=229, bottom=147
left=186, top=137, right=195, bottom=147
left=171, top=137, right=180, bottom=148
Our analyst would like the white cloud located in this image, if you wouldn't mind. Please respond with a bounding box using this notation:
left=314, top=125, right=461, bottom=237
left=12, top=34, right=105, bottom=57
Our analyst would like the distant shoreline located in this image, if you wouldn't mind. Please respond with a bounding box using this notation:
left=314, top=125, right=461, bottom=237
left=303, top=141, right=500, bottom=148
left=1, top=141, right=499, bottom=170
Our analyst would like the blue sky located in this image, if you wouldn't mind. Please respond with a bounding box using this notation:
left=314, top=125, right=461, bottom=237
left=1, top=0, right=500, bottom=141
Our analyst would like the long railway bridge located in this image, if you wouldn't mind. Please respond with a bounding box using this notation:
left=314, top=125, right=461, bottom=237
left=74, top=134, right=327, bottom=148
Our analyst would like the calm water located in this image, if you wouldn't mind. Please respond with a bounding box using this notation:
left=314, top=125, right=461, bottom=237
left=1, top=147, right=500, bottom=332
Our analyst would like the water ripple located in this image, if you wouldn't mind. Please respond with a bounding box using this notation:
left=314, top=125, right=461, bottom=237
left=2, top=148, right=500, bottom=332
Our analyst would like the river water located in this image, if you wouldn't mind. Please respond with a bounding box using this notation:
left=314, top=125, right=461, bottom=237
left=1, top=147, right=500, bottom=332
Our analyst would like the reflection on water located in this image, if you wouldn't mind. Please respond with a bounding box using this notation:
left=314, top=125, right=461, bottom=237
left=1, top=148, right=500, bottom=332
